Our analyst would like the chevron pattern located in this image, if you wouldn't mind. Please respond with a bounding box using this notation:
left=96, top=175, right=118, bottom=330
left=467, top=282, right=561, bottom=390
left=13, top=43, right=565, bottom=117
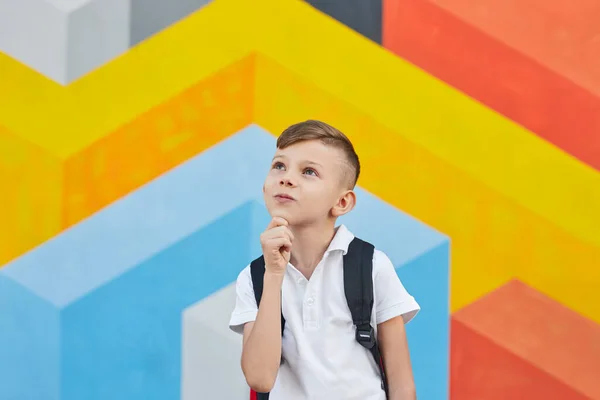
left=0, top=0, right=598, bottom=399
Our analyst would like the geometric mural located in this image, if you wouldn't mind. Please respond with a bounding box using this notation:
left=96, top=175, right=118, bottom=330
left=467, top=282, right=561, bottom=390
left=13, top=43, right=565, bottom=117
left=0, top=0, right=599, bottom=398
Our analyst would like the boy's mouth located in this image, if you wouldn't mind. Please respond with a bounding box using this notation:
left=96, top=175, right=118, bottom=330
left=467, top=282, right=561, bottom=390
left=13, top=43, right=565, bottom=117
left=274, top=193, right=296, bottom=201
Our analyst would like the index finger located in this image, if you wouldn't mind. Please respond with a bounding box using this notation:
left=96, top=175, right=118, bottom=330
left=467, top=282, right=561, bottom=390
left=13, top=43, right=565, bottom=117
left=267, top=217, right=288, bottom=229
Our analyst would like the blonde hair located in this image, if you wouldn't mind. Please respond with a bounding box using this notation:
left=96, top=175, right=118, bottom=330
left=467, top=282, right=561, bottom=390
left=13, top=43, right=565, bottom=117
left=277, top=120, right=360, bottom=188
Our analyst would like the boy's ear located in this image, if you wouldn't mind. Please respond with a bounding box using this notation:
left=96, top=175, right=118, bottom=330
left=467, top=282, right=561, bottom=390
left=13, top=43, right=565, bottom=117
left=331, top=190, right=356, bottom=218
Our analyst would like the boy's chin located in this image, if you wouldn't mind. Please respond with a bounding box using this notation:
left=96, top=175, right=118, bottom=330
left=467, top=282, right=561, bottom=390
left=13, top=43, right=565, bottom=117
left=268, top=208, right=294, bottom=222
left=268, top=213, right=323, bottom=228
left=267, top=208, right=303, bottom=225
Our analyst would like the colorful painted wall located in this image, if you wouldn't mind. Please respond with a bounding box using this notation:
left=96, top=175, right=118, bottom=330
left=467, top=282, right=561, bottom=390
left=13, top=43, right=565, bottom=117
left=0, top=0, right=598, bottom=399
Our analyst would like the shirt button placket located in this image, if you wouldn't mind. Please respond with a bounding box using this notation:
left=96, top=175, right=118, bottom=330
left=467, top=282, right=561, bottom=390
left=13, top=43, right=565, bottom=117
left=304, top=293, right=318, bottom=329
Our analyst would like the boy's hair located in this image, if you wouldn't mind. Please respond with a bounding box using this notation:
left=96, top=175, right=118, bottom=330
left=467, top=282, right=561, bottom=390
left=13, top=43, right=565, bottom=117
left=277, top=120, right=360, bottom=189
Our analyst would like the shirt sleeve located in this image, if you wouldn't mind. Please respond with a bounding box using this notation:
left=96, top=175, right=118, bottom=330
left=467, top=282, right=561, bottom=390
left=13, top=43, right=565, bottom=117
left=373, top=249, right=420, bottom=325
left=228, top=265, right=258, bottom=335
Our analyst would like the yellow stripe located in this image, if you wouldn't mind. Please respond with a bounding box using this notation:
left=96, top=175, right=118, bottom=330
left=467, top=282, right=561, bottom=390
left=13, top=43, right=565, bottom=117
left=0, top=125, right=63, bottom=266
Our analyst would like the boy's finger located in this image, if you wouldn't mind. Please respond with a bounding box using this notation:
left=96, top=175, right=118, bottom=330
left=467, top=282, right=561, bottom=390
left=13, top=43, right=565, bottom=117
left=266, top=226, right=294, bottom=243
left=268, top=237, right=292, bottom=252
left=266, top=217, right=289, bottom=230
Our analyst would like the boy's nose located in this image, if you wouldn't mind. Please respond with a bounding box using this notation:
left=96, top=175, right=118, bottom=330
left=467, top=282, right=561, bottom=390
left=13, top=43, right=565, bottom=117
left=279, top=177, right=295, bottom=187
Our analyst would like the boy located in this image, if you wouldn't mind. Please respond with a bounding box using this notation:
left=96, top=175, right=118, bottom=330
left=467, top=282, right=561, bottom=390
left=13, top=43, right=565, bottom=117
left=229, top=120, right=420, bottom=399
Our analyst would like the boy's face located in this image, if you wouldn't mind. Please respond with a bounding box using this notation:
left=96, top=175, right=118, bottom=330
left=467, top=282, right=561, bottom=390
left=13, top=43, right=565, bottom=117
left=263, top=139, right=355, bottom=226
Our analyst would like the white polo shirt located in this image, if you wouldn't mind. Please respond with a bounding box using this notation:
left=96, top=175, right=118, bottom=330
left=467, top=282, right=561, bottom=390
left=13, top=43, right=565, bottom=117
left=229, top=224, right=420, bottom=400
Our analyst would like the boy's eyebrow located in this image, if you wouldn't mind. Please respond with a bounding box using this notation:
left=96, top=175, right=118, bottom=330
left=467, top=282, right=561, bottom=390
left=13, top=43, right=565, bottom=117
left=272, top=155, right=323, bottom=168
left=305, top=160, right=323, bottom=168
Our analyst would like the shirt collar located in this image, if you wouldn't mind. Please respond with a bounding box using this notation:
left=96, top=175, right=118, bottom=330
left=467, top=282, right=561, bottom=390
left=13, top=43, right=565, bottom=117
left=325, top=224, right=355, bottom=255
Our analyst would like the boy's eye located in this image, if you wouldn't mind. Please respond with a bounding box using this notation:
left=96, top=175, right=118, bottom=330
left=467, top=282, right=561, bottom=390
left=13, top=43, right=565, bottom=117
left=273, top=162, right=285, bottom=170
left=304, top=168, right=317, bottom=176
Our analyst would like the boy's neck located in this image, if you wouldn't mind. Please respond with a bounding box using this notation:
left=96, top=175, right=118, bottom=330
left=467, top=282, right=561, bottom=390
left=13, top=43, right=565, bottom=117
left=288, top=220, right=337, bottom=280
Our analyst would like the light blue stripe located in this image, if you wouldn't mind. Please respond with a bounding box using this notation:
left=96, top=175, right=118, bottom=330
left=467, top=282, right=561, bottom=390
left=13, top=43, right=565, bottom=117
left=398, top=241, right=450, bottom=400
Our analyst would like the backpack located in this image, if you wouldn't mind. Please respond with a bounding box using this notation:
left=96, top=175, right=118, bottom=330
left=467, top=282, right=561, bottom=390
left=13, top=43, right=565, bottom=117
left=249, top=237, right=389, bottom=400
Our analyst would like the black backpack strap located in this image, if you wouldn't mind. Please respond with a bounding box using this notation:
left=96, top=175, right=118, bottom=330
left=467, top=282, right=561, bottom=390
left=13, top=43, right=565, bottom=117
left=249, top=256, right=265, bottom=310
left=343, top=238, right=389, bottom=398
left=249, top=256, right=285, bottom=400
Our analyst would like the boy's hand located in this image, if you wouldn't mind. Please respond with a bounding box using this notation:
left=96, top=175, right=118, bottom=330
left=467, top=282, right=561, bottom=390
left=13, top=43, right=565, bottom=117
left=260, top=217, right=293, bottom=275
